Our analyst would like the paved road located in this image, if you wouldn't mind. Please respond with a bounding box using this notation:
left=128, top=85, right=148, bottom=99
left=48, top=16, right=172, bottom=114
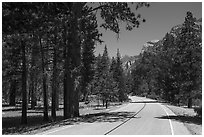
left=38, top=96, right=190, bottom=135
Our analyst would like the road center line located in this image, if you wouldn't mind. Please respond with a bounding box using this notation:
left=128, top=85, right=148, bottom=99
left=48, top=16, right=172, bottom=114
left=104, top=103, right=146, bottom=135
left=161, top=105, right=174, bottom=135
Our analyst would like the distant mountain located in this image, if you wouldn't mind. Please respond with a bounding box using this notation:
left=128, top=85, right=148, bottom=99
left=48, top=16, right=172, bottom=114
left=121, top=55, right=140, bottom=72
left=142, top=18, right=202, bottom=53
left=121, top=55, right=137, bottom=63
left=141, top=39, right=162, bottom=54
left=122, top=17, right=202, bottom=73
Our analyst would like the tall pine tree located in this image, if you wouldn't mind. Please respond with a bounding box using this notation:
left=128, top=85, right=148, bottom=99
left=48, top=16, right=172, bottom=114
left=111, top=49, right=127, bottom=102
left=80, top=12, right=101, bottom=101
left=175, top=11, right=202, bottom=108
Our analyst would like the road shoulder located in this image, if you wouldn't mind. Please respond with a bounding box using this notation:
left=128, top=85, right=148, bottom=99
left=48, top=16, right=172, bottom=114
left=164, top=104, right=202, bottom=135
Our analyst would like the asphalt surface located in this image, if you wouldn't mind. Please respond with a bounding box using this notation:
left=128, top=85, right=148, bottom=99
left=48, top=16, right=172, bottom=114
left=38, top=96, right=191, bottom=135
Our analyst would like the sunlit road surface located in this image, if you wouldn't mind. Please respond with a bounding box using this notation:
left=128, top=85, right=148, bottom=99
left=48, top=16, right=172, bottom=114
left=38, top=96, right=190, bottom=135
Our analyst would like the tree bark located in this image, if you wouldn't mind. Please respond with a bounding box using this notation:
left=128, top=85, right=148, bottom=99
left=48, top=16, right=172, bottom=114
left=105, top=100, right=108, bottom=109
left=63, top=73, right=68, bottom=119
left=188, top=97, right=193, bottom=108
left=55, top=84, right=59, bottom=110
left=30, top=79, right=37, bottom=109
left=64, top=2, right=84, bottom=119
left=21, top=40, right=27, bottom=124
left=70, top=2, right=84, bottom=118
left=64, top=64, right=74, bottom=118
left=103, top=99, right=105, bottom=107
left=63, top=29, right=73, bottom=119
left=39, top=37, right=49, bottom=121
left=73, top=84, right=79, bottom=117
left=98, top=96, right=100, bottom=107
left=30, top=41, right=37, bottom=109
left=9, top=79, right=16, bottom=106
left=51, top=45, right=57, bottom=120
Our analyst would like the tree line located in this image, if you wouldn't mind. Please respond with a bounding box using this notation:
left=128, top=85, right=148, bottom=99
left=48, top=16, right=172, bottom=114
left=131, top=11, right=202, bottom=108
left=2, top=2, right=149, bottom=124
left=91, top=47, right=129, bottom=108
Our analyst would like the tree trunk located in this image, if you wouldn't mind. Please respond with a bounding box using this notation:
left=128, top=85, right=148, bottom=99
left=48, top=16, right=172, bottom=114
left=30, top=66, right=37, bottom=109
left=64, top=76, right=74, bottom=119
left=63, top=21, right=71, bottom=119
left=52, top=30, right=59, bottom=112
left=73, top=84, right=79, bottom=117
left=21, top=40, right=27, bottom=124
left=63, top=72, right=68, bottom=119
left=63, top=35, right=73, bottom=119
left=188, top=97, right=193, bottom=108
left=64, top=2, right=84, bottom=119
left=30, top=80, right=34, bottom=109
left=98, top=96, right=100, bottom=107
left=70, top=2, right=85, bottom=118
left=82, top=90, right=86, bottom=102
left=55, top=84, right=59, bottom=110
left=39, top=37, right=49, bottom=121
left=105, top=100, right=108, bottom=109
left=42, top=74, right=49, bottom=121
left=51, top=45, right=57, bottom=120
left=30, top=79, right=37, bottom=109
left=9, top=79, right=16, bottom=106
left=30, top=41, right=37, bottom=109
left=177, top=98, right=180, bottom=106
left=64, top=67, right=74, bottom=118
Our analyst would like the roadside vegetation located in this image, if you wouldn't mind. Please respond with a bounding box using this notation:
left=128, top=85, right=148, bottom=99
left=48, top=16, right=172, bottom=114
left=131, top=12, right=202, bottom=109
left=166, top=104, right=202, bottom=135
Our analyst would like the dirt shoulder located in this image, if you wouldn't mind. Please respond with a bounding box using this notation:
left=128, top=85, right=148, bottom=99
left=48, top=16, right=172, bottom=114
left=165, top=104, right=202, bottom=135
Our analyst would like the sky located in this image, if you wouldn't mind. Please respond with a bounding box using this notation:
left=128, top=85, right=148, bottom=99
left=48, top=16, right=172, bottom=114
left=94, top=2, right=202, bottom=57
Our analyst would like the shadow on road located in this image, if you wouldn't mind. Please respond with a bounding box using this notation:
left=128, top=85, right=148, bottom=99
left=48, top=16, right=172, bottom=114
left=155, top=115, right=202, bottom=125
left=3, top=109, right=139, bottom=134
left=60, top=111, right=140, bottom=126
left=131, top=101, right=158, bottom=103
left=130, top=100, right=166, bottom=104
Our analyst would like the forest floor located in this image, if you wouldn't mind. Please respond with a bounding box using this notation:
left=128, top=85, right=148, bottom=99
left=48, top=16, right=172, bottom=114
left=165, top=104, right=202, bottom=135
left=2, top=101, right=129, bottom=135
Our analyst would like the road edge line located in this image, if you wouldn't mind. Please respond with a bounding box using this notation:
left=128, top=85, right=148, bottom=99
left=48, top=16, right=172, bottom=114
left=161, top=105, right=174, bottom=135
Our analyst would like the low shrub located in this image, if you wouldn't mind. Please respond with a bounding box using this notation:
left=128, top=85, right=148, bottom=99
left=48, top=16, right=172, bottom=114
left=194, top=106, right=202, bottom=117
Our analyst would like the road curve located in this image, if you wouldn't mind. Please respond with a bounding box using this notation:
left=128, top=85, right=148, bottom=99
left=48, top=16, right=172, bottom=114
left=38, top=96, right=190, bottom=135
